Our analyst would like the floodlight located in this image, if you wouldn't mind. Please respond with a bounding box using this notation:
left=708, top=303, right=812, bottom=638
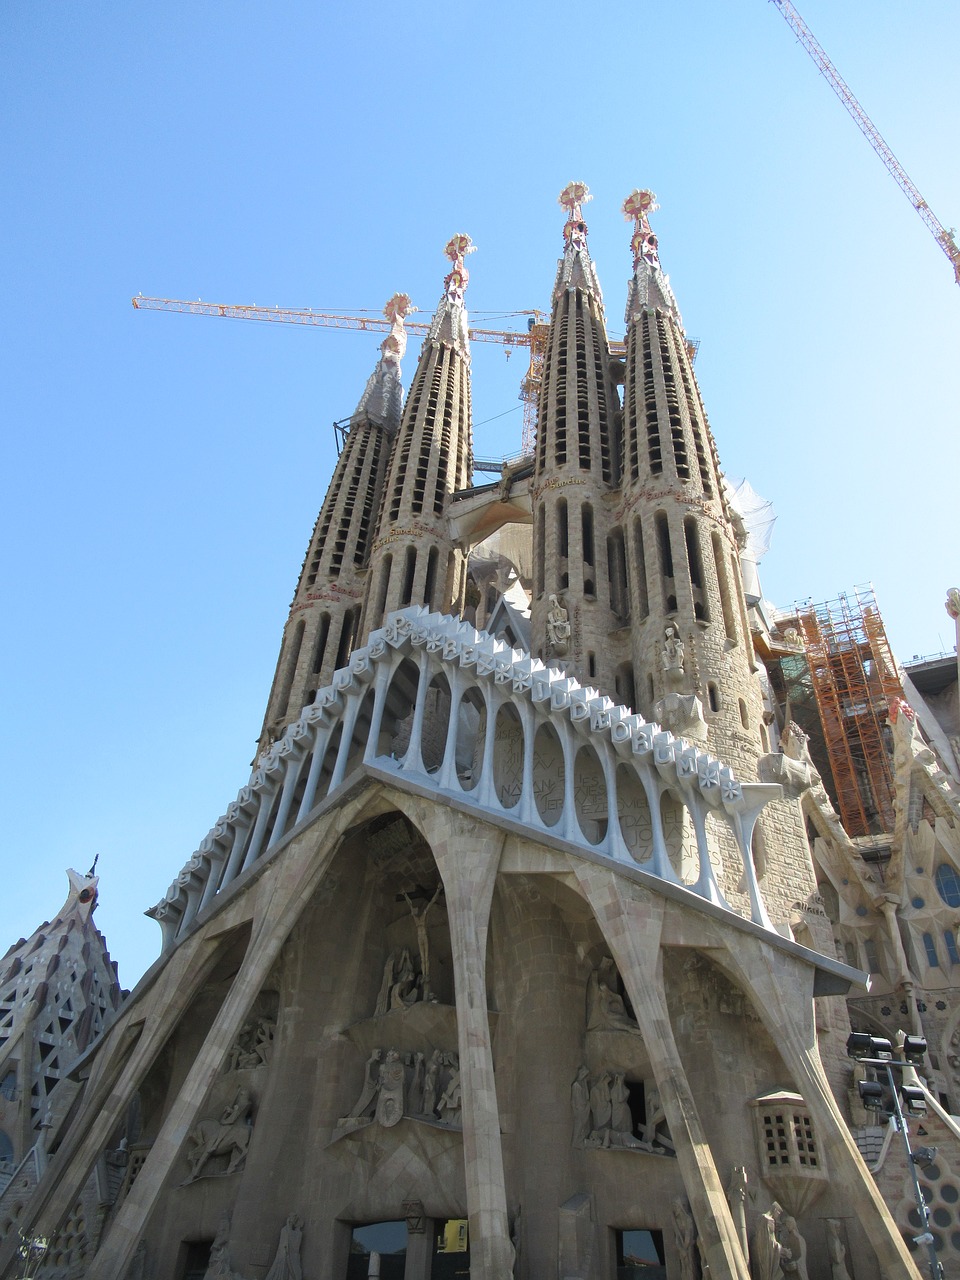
left=901, top=1036, right=928, bottom=1063
left=900, top=1085, right=927, bottom=1117
left=858, top=1080, right=885, bottom=1109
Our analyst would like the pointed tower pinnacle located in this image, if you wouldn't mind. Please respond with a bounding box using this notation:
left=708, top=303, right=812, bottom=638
left=426, top=233, right=475, bottom=354
left=622, top=189, right=682, bottom=325
left=531, top=184, right=623, bottom=693
left=256, top=296, right=414, bottom=753
left=554, top=181, right=604, bottom=301
left=364, top=237, right=476, bottom=632
left=618, top=189, right=765, bottom=769
left=353, top=292, right=416, bottom=428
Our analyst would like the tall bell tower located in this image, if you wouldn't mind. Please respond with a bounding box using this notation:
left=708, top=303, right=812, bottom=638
left=618, top=190, right=766, bottom=772
left=363, top=236, right=475, bottom=634
left=257, top=294, right=413, bottom=755
left=530, top=183, right=624, bottom=693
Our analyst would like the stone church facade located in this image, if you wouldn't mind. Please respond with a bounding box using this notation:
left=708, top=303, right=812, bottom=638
left=2, top=185, right=959, bottom=1279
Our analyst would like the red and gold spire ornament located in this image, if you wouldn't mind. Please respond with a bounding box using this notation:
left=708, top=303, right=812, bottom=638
left=622, top=188, right=661, bottom=271
left=380, top=292, right=415, bottom=368
left=443, top=233, right=476, bottom=306
left=559, top=181, right=592, bottom=253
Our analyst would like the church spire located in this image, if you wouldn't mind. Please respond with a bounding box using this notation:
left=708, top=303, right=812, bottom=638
left=256, top=297, right=413, bottom=754
left=530, top=183, right=623, bottom=693
left=352, top=291, right=415, bottom=428
left=362, top=237, right=475, bottom=632
left=426, top=233, right=475, bottom=354
left=552, top=180, right=604, bottom=303
left=622, top=188, right=682, bottom=325
left=617, top=189, right=765, bottom=763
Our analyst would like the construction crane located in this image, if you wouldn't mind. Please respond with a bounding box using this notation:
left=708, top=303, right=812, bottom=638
left=130, top=296, right=666, bottom=458
left=132, top=295, right=555, bottom=456
left=771, top=0, right=960, bottom=286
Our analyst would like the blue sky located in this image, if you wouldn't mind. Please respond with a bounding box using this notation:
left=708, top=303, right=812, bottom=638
left=2, top=1, right=958, bottom=986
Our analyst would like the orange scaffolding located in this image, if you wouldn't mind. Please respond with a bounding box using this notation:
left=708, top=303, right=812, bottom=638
left=796, top=586, right=903, bottom=837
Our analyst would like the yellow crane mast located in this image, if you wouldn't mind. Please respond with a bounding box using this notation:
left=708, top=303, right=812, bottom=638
left=771, top=0, right=960, bottom=285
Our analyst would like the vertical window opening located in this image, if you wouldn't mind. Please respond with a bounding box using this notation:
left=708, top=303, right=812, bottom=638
left=684, top=517, right=708, bottom=622
left=312, top=613, right=331, bottom=674
left=712, top=532, right=737, bottom=644
left=424, top=546, right=439, bottom=611
left=278, top=619, right=306, bottom=717
left=607, top=528, right=628, bottom=621
left=632, top=518, right=649, bottom=620
left=400, top=546, right=416, bottom=608
left=334, top=609, right=358, bottom=670
left=535, top=508, right=545, bottom=599
left=655, top=512, right=676, bottom=613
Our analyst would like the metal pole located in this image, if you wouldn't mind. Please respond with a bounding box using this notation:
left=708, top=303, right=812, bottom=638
left=883, top=1062, right=943, bottom=1280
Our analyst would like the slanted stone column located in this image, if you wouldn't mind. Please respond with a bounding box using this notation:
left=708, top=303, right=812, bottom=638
left=410, top=801, right=513, bottom=1279
left=571, top=860, right=751, bottom=1280
left=716, top=933, right=923, bottom=1280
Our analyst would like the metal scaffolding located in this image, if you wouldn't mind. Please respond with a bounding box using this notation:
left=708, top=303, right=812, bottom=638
left=796, top=586, right=903, bottom=837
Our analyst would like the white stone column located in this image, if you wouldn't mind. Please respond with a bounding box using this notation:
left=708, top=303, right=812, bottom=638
left=409, top=802, right=513, bottom=1279
left=571, top=861, right=751, bottom=1280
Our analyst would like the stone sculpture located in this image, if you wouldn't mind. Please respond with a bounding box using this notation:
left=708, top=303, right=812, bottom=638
left=751, top=1208, right=783, bottom=1280
left=571, top=1066, right=661, bottom=1151
left=342, top=1050, right=383, bottom=1122
left=642, top=1084, right=673, bottom=1150
left=438, top=1055, right=462, bottom=1126
left=546, top=594, right=571, bottom=656
left=672, top=1198, right=696, bottom=1280
left=338, top=1046, right=461, bottom=1130
left=402, top=884, right=443, bottom=1002
left=775, top=1207, right=809, bottom=1280
left=825, top=1220, right=851, bottom=1280
left=586, top=958, right=641, bottom=1033
left=390, top=949, right=417, bottom=1009
left=662, top=626, right=684, bottom=676
left=203, top=1213, right=243, bottom=1280
left=588, top=1071, right=613, bottom=1138
left=421, top=1048, right=443, bottom=1117
left=264, top=1214, right=303, bottom=1280
left=609, top=1073, right=632, bottom=1137
left=227, top=1017, right=275, bottom=1072
left=374, top=1048, right=406, bottom=1127
left=186, top=1089, right=253, bottom=1181
left=571, top=1067, right=591, bottom=1146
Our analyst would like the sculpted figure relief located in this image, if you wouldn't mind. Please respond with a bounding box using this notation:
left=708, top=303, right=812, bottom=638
left=186, top=1089, right=253, bottom=1182
left=570, top=1066, right=663, bottom=1152
left=546, top=594, right=571, bottom=657
left=672, top=1198, right=696, bottom=1280
left=571, top=1066, right=591, bottom=1146
left=751, top=1208, right=783, bottom=1280
left=401, top=884, right=443, bottom=1003
left=586, top=958, right=641, bottom=1033
left=774, top=1206, right=809, bottom=1280
left=826, top=1220, right=851, bottom=1280
left=228, top=1017, right=275, bottom=1072
left=338, top=1046, right=461, bottom=1131
left=438, top=1056, right=462, bottom=1126
left=374, top=1048, right=407, bottom=1128
left=662, top=626, right=684, bottom=675
left=264, top=1214, right=303, bottom=1280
